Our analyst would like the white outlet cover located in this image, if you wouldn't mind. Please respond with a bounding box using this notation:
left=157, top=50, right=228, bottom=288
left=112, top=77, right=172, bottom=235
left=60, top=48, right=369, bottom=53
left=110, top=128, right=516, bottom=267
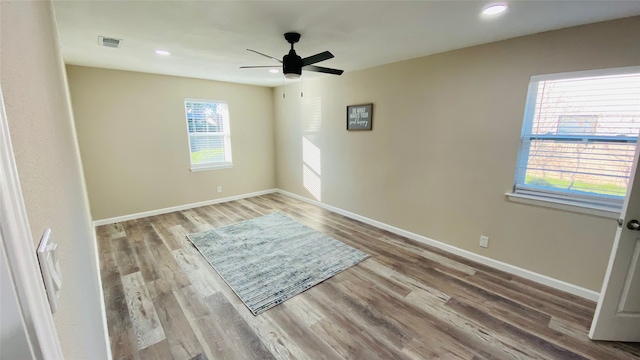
left=480, top=236, right=489, bottom=248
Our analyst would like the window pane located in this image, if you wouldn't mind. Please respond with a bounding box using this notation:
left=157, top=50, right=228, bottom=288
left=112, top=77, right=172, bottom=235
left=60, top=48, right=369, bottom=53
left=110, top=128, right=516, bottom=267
left=523, top=140, right=636, bottom=197
left=189, top=135, right=226, bottom=164
left=530, top=74, right=640, bottom=137
left=185, top=101, right=227, bottom=134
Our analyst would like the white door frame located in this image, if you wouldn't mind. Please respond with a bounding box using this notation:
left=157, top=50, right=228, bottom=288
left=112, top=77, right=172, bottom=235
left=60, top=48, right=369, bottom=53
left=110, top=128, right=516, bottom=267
left=0, top=86, right=64, bottom=358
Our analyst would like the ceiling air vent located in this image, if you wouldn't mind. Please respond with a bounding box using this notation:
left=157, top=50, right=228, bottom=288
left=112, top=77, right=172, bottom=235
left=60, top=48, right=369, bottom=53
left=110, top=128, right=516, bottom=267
left=98, top=36, right=122, bottom=48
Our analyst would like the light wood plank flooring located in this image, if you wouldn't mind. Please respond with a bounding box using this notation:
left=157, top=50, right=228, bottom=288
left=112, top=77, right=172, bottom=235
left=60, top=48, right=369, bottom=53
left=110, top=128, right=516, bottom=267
left=97, top=193, right=640, bottom=359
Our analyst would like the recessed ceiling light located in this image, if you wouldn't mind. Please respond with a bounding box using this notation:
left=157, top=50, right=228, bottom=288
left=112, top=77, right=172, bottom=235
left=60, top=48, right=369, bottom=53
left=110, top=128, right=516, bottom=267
left=269, top=69, right=279, bottom=74
left=154, top=49, right=170, bottom=56
left=482, top=4, right=508, bottom=15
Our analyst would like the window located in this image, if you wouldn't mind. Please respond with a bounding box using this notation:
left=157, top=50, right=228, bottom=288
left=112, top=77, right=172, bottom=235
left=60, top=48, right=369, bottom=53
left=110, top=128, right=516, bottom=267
left=513, top=67, right=640, bottom=212
left=184, top=99, right=232, bottom=171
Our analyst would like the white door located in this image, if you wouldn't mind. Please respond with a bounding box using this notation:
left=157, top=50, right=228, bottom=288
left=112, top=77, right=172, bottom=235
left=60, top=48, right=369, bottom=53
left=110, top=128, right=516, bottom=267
left=589, top=146, right=640, bottom=341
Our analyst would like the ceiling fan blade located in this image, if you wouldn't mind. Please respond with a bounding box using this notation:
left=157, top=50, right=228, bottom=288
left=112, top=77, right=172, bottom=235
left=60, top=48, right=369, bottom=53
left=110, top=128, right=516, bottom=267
left=303, top=65, right=343, bottom=75
left=247, top=49, right=282, bottom=63
left=301, top=51, right=334, bottom=66
left=240, top=65, right=281, bottom=69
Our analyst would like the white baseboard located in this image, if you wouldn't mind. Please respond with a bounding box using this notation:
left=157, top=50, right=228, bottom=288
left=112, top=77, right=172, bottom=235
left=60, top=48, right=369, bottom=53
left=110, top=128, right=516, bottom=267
left=92, top=187, right=599, bottom=301
left=276, top=189, right=600, bottom=302
left=92, top=189, right=278, bottom=226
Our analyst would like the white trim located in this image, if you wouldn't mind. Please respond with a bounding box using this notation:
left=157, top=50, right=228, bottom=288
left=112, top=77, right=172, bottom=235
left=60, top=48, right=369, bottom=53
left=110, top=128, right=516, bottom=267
left=93, top=189, right=278, bottom=226
left=530, top=65, right=640, bottom=82
left=190, top=163, right=233, bottom=172
left=185, top=97, right=229, bottom=104
left=0, top=232, right=35, bottom=359
left=94, top=228, right=110, bottom=360
left=506, top=192, right=620, bottom=219
left=277, top=189, right=600, bottom=301
left=0, top=87, right=64, bottom=358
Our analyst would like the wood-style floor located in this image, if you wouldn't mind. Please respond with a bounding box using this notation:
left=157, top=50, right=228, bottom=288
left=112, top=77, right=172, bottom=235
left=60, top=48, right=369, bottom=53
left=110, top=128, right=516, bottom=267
left=96, top=193, right=640, bottom=360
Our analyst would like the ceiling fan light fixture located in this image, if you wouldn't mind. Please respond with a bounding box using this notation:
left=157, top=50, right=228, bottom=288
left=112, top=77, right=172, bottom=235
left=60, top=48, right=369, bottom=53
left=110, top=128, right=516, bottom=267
left=482, top=3, right=508, bottom=15
left=285, top=73, right=301, bottom=79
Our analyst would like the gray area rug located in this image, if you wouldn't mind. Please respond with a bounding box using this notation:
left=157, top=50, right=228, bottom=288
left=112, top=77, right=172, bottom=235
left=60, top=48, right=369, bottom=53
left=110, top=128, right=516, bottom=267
left=187, top=212, right=370, bottom=315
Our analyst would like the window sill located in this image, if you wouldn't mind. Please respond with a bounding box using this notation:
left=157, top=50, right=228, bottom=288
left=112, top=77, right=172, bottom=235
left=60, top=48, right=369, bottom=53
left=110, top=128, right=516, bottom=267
left=190, top=163, right=233, bottom=172
left=505, top=192, right=620, bottom=219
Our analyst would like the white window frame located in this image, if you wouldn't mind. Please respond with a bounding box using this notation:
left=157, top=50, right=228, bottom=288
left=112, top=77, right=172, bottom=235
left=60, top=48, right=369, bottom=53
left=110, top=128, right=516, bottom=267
left=184, top=98, right=233, bottom=172
left=507, top=66, right=640, bottom=218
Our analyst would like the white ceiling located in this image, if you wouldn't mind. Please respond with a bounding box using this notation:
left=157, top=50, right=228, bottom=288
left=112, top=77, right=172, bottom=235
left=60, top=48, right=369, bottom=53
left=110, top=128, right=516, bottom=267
left=53, top=1, right=640, bottom=87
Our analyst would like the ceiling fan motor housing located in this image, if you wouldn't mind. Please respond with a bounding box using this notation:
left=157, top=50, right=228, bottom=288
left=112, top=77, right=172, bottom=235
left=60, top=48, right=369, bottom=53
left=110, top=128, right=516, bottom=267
left=242, top=31, right=342, bottom=78
left=283, top=49, right=302, bottom=77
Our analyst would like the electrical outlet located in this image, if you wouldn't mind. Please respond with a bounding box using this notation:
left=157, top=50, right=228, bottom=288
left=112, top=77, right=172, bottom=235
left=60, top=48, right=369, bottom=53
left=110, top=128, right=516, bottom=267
left=479, top=235, right=489, bottom=248
left=217, top=186, right=222, bottom=193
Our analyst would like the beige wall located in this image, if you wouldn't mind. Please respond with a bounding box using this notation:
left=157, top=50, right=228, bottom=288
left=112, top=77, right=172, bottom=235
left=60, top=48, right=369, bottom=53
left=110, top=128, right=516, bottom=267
left=274, top=17, right=640, bottom=291
left=1, top=1, right=109, bottom=358
left=66, top=66, right=276, bottom=220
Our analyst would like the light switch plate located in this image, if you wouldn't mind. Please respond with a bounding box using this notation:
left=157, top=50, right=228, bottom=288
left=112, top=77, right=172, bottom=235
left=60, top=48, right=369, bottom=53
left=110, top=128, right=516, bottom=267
left=37, top=228, right=62, bottom=313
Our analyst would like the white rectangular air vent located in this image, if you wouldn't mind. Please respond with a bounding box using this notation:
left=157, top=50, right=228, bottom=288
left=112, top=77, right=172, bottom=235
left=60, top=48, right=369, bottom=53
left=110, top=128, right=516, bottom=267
left=98, top=36, right=122, bottom=48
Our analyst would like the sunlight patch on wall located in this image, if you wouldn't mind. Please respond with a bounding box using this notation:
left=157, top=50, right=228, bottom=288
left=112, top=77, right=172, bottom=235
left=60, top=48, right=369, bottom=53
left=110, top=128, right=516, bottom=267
left=303, top=164, right=322, bottom=201
left=302, top=137, right=322, bottom=201
left=302, top=137, right=321, bottom=175
left=301, top=96, right=322, bottom=201
left=304, top=96, right=322, bottom=133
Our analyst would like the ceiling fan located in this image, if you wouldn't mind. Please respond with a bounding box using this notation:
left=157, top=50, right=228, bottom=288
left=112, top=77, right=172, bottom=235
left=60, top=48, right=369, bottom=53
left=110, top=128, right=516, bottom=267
left=240, top=32, right=344, bottom=79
